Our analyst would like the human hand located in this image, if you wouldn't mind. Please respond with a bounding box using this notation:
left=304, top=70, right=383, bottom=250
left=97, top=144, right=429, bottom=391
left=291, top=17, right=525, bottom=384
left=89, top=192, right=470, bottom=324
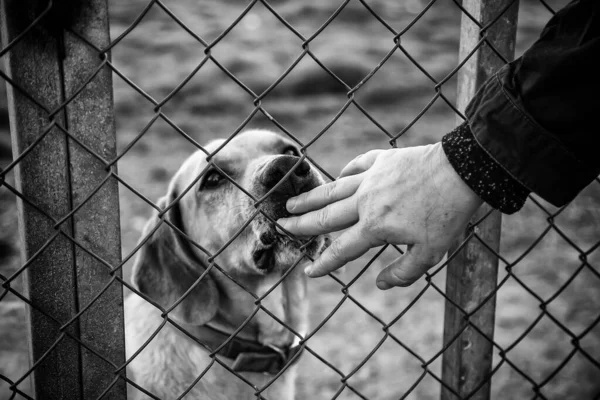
left=277, top=142, right=483, bottom=289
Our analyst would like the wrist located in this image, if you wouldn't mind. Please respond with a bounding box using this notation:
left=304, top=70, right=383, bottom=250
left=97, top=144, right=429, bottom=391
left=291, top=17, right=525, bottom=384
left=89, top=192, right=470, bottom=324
left=429, top=142, right=484, bottom=214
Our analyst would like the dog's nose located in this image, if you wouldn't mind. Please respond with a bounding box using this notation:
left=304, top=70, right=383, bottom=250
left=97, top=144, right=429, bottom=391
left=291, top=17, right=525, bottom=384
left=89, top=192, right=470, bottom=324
left=260, top=155, right=313, bottom=194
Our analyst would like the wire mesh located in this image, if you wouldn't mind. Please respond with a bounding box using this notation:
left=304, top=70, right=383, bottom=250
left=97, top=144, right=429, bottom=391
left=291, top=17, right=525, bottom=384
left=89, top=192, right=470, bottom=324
left=1, top=0, right=599, bottom=399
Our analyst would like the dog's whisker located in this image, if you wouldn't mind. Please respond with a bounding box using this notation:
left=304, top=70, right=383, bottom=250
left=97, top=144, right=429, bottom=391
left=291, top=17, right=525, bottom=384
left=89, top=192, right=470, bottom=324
left=225, top=203, right=248, bottom=213
left=232, top=210, right=248, bottom=220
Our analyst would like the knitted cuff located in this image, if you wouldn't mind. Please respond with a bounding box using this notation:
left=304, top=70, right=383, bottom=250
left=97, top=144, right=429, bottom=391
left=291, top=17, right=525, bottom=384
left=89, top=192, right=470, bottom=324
left=442, top=122, right=530, bottom=214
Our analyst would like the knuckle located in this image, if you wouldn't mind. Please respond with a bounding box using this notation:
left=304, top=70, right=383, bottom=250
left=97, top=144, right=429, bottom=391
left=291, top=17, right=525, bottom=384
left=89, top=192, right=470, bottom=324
left=356, top=190, right=369, bottom=207
left=288, top=215, right=305, bottom=230
left=327, top=241, right=343, bottom=261
left=324, top=182, right=337, bottom=199
left=292, top=217, right=303, bottom=230
left=316, top=207, right=330, bottom=229
left=362, top=214, right=384, bottom=236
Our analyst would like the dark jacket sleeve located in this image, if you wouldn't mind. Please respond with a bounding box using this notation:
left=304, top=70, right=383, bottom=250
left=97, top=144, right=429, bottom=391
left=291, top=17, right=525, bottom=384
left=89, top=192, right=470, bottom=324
left=442, top=0, right=600, bottom=212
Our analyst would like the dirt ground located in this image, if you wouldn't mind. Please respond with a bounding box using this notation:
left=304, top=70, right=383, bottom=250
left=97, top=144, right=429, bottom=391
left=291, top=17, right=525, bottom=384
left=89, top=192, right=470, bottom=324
left=2, top=0, right=599, bottom=399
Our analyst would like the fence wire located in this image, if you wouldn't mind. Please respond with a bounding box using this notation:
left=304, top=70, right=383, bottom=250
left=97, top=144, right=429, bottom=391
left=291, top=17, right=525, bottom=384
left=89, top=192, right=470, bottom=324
left=1, top=0, right=599, bottom=399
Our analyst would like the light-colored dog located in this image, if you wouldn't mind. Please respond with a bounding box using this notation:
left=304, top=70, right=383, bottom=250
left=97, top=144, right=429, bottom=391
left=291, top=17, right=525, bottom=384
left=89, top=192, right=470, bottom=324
left=125, top=130, right=327, bottom=399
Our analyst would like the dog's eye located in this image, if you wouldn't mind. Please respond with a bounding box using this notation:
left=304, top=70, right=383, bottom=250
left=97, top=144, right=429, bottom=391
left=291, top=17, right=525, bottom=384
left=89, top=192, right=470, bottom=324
left=201, top=170, right=224, bottom=190
left=283, top=146, right=299, bottom=156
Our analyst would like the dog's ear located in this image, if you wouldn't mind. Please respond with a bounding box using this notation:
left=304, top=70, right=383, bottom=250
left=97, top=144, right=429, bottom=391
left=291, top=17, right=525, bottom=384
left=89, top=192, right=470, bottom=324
left=131, top=187, right=219, bottom=325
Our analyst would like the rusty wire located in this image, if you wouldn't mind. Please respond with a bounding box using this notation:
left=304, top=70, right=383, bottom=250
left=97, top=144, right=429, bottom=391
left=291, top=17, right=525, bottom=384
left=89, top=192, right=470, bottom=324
left=1, top=0, right=599, bottom=399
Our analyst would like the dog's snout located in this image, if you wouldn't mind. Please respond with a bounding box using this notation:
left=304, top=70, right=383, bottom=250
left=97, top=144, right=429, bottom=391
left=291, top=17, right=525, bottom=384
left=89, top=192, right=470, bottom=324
left=260, top=155, right=312, bottom=194
left=292, top=158, right=311, bottom=177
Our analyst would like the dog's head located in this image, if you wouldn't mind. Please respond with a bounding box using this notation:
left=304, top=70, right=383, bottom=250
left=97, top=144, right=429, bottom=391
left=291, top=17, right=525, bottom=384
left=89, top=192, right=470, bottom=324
left=131, top=130, right=327, bottom=325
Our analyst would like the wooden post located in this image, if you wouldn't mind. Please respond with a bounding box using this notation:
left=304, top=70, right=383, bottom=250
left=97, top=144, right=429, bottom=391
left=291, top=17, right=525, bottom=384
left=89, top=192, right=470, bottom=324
left=0, top=1, right=126, bottom=398
left=441, top=1, right=519, bottom=400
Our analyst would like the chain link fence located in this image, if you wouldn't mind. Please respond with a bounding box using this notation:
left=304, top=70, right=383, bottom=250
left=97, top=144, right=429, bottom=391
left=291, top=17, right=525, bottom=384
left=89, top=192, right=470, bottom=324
left=1, top=0, right=599, bottom=399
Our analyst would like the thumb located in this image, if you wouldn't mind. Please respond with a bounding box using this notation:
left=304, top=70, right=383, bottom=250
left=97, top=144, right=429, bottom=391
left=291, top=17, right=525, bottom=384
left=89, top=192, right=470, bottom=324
left=375, top=244, right=443, bottom=290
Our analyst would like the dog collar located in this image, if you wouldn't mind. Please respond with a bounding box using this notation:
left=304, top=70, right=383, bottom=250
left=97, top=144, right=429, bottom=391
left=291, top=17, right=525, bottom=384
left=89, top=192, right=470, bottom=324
left=176, top=323, right=303, bottom=375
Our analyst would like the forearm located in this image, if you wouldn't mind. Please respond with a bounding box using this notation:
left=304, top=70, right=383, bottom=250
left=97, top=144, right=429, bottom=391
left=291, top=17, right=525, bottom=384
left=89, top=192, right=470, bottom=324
left=444, top=0, right=600, bottom=211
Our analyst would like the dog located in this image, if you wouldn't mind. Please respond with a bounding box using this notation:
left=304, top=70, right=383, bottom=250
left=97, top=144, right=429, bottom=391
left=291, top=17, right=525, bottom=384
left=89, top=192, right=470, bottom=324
left=125, top=129, right=327, bottom=399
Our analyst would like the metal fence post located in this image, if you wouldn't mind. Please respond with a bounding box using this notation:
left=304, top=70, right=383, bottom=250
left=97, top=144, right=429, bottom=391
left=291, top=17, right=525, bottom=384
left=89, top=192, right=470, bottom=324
left=441, top=1, right=519, bottom=399
left=0, top=1, right=126, bottom=398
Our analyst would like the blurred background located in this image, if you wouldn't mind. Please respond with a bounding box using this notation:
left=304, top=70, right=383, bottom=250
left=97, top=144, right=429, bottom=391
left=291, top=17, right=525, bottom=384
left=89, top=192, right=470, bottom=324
left=2, top=0, right=600, bottom=398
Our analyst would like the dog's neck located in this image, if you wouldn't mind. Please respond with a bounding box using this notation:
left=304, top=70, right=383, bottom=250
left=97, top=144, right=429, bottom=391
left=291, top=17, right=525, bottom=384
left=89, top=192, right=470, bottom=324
left=208, top=266, right=308, bottom=349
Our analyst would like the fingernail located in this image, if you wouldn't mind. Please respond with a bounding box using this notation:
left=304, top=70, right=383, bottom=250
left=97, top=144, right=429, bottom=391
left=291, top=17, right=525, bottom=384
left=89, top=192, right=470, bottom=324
left=376, top=280, right=391, bottom=290
left=304, top=266, right=314, bottom=277
left=286, top=198, right=296, bottom=212
left=276, top=219, right=287, bottom=234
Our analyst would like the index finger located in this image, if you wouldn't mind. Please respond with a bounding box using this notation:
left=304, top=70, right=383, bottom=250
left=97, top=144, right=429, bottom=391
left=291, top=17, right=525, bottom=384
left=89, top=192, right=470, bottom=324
left=286, top=174, right=362, bottom=214
left=279, top=196, right=358, bottom=237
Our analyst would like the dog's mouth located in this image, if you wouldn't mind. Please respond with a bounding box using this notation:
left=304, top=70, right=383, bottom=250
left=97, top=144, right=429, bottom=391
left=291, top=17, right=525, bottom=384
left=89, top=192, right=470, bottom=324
left=252, top=231, right=278, bottom=271
left=251, top=224, right=322, bottom=273
left=252, top=245, right=276, bottom=271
